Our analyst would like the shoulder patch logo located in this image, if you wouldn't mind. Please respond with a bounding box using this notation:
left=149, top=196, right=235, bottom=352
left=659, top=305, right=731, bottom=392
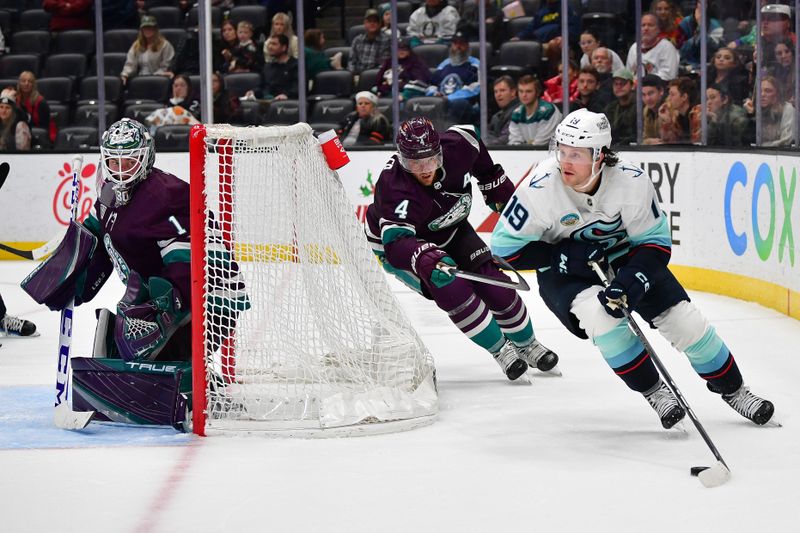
left=560, top=213, right=580, bottom=226
left=529, top=172, right=550, bottom=189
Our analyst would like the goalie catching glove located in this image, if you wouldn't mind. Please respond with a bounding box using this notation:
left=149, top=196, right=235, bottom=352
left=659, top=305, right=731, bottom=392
left=411, top=242, right=457, bottom=288
left=115, top=272, right=190, bottom=362
left=477, top=164, right=514, bottom=213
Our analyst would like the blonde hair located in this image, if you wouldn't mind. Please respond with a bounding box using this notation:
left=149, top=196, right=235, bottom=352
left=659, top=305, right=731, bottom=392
left=16, top=71, right=41, bottom=104
left=237, top=20, right=254, bottom=35
left=271, top=12, right=295, bottom=38
left=134, top=25, right=166, bottom=53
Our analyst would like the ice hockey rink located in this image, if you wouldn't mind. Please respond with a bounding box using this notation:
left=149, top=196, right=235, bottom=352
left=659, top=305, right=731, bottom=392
left=0, top=259, right=797, bottom=533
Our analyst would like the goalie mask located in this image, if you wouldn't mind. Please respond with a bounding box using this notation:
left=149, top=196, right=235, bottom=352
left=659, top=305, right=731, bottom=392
left=550, top=109, right=612, bottom=193
left=100, top=118, right=155, bottom=206
left=396, top=118, right=443, bottom=177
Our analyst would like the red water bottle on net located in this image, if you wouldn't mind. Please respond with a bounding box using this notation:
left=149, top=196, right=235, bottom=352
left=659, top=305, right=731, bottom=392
left=318, top=129, right=350, bottom=170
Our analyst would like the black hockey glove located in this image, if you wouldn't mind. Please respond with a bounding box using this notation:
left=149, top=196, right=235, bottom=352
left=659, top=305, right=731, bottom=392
left=551, top=240, right=605, bottom=278
left=477, top=164, right=514, bottom=213
left=597, top=267, right=651, bottom=318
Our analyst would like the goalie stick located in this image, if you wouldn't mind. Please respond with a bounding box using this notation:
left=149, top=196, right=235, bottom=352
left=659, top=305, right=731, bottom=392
left=436, top=255, right=530, bottom=291
left=590, top=261, right=731, bottom=488
left=54, top=155, right=94, bottom=430
left=0, top=228, right=67, bottom=260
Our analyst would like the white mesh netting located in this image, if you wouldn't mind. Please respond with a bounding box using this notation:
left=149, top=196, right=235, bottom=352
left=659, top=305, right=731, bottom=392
left=197, top=123, right=437, bottom=436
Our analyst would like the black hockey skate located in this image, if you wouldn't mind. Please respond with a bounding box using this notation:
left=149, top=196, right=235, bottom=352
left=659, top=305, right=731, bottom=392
left=494, top=340, right=528, bottom=380
left=644, top=381, right=686, bottom=429
left=1, top=315, right=37, bottom=337
left=721, top=386, right=774, bottom=425
left=517, top=340, right=559, bottom=372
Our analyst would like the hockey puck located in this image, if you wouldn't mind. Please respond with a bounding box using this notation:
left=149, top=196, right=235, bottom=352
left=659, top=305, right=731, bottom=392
left=690, top=466, right=708, bottom=476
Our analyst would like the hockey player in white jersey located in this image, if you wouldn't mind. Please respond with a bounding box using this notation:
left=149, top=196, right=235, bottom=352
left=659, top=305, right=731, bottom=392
left=491, top=108, right=775, bottom=428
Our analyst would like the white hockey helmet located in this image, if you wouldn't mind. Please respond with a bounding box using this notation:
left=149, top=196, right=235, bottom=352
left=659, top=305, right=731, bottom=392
left=100, top=118, right=155, bottom=206
left=552, top=108, right=612, bottom=156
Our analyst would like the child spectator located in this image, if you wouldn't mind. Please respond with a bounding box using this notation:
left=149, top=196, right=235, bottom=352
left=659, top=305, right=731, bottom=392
left=227, top=21, right=262, bottom=73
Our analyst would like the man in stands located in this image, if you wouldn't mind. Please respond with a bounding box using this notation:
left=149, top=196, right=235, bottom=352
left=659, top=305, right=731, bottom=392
left=574, top=66, right=611, bottom=113
left=626, top=12, right=679, bottom=81
left=407, top=0, right=460, bottom=46
left=364, top=118, right=559, bottom=381
left=604, top=68, right=636, bottom=145
left=590, top=48, right=615, bottom=105
left=483, top=76, right=519, bottom=146
left=508, top=75, right=561, bottom=146
left=349, top=8, right=390, bottom=76
left=426, top=31, right=481, bottom=125
left=642, top=74, right=666, bottom=144
left=261, top=34, right=298, bottom=101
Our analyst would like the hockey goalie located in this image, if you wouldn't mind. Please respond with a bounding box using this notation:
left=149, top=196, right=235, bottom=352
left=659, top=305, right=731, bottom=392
left=22, top=118, right=248, bottom=431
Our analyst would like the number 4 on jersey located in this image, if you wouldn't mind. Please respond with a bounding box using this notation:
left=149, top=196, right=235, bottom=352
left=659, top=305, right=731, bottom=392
left=395, top=199, right=409, bottom=219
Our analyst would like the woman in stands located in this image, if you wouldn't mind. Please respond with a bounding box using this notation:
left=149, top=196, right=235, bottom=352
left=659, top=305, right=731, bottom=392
left=212, top=72, right=239, bottom=124
left=578, top=29, right=624, bottom=73
left=744, top=75, right=795, bottom=147
left=770, top=39, right=795, bottom=105
left=337, top=91, right=390, bottom=146
left=263, top=12, right=298, bottom=64
left=15, top=71, right=52, bottom=143
left=304, top=28, right=343, bottom=80
left=0, top=96, right=31, bottom=152
left=707, top=46, right=750, bottom=105
left=120, top=15, right=175, bottom=85
left=217, top=19, right=239, bottom=73
left=375, top=38, right=430, bottom=98
left=651, top=0, right=684, bottom=48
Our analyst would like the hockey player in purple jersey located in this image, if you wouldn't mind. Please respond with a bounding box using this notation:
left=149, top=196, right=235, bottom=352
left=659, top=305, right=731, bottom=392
left=365, top=118, right=558, bottom=380
left=23, top=118, right=247, bottom=429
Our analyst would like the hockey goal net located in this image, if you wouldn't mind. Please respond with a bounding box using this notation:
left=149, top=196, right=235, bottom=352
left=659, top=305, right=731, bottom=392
left=189, top=123, right=437, bottom=436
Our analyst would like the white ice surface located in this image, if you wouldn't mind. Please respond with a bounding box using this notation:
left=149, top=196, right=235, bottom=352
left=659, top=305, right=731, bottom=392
left=0, top=260, right=798, bottom=533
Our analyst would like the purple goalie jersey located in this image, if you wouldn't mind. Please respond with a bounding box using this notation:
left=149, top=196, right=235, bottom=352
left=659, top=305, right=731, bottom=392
left=87, top=168, right=191, bottom=302
left=366, top=126, right=512, bottom=271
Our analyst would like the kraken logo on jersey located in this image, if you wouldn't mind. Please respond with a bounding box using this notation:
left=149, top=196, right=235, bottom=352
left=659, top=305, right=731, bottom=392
left=104, top=234, right=131, bottom=283
left=572, top=215, right=628, bottom=254
left=428, top=194, right=472, bottom=231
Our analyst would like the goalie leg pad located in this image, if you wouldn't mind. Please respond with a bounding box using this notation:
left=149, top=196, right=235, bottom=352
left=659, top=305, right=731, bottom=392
left=93, top=308, right=119, bottom=358
left=71, top=357, right=192, bottom=430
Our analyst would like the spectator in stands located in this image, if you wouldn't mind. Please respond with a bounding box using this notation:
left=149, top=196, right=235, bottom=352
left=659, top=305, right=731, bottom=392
left=226, top=21, right=262, bottom=74
left=0, top=96, right=31, bottom=152
left=379, top=3, right=392, bottom=37
left=264, top=12, right=299, bottom=63
left=1, top=86, right=28, bottom=124
left=745, top=75, right=795, bottom=146
left=651, top=0, right=684, bottom=48
left=144, top=74, right=201, bottom=134
left=770, top=39, right=795, bottom=104
left=426, top=31, right=480, bottom=125
left=626, top=12, right=679, bottom=81
left=337, top=91, right=391, bottom=146
left=304, top=29, right=342, bottom=81
left=407, top=0, right=460, bottom=47
left=641, top=74, right=666, bottom=144
left=212, top=71, right=239, bottom=124
left=483, top=76, right=519, bottom=146
left=591, top=48, right=615, bottom=105
left=43, top=0, right=92, bottom=31
left=543, top=59, right=579, bottom=105
left=376, top=38, right=431, bottom=98
left=513, top=0, right=580, bottom=74
left=678, top=1, right=724, bottom=68
left=579, top=29, right=624, bottom=73
left=730, top=3, right=797, bottom=60
left=704, top=83, right=750, bottom=146
left=508, top=75, right=561, bottom=146
left=659, top=77, right=697, bottom=143
left=708, top=47, right=750, bottom=105
left=120, top=15, right=175, bottom=85
left=15, top=71, right=51, bottom=143
left=604, top=68, right=637, bottom=145
left=217, top=20, right=239, bottom=73
left=574, top=66, right=612, bottom=113
left=349, top=8, right=391, bottom=75
left=0, top=28, right=5, bottom=55
left=457, top=0, right=505, bottom=50
left=261, top=33, right=298, bottom=101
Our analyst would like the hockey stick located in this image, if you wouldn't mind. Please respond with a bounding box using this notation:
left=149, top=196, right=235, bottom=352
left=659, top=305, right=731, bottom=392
left=0, top=161, right=9, bottom=191
left=0, top=228, right=68, bottom=260
left=590, top=261, right=731, bottom=488
left=436, top=255, right=530, bottom=291
left=54, top=155, right=94, bottom=430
